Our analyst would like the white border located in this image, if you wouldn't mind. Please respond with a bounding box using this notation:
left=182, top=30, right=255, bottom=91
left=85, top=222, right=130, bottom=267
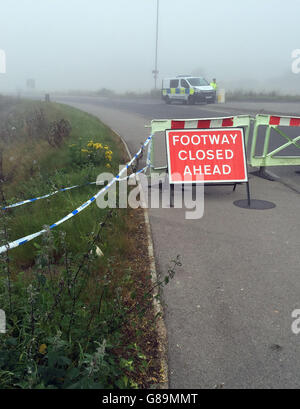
left=165, top=127, right=248, bottom=184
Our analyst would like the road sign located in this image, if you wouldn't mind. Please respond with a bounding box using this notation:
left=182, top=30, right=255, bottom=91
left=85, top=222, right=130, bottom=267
left=166, top=128, right=248, bottom=184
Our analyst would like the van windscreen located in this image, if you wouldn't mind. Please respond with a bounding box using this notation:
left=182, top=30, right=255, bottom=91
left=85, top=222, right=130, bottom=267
left=188, top=78, right=209, bottom=86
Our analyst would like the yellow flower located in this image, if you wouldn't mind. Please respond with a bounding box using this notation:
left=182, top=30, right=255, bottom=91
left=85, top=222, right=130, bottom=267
left=104, top=145, right=109, bottom=150
left=106, top=163, right=111, bottom=168
left=81, top=149, right=89, bottom=153
left=39, top=344, right=47, bottom=354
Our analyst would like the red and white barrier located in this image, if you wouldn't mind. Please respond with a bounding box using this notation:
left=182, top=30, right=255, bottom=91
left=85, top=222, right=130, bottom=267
left=149, top=115, right=252, bottom=173
left=171, top=117, right=234, bottom=129
left=269, top=115, right=300, bottom=127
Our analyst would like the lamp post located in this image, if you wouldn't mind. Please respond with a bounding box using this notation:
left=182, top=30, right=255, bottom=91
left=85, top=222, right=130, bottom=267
left=152, top=0, right=159, bottom=89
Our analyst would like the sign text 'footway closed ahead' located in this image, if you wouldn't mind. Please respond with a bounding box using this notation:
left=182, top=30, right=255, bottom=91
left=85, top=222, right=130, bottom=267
left=166, top=128, right=248, bottom=184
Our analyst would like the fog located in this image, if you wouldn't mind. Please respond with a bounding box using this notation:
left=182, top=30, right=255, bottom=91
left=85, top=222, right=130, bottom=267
left=0, top=0, right=299, bottom=94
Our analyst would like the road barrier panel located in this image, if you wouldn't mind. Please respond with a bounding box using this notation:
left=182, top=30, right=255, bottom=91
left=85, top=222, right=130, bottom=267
left=250, top=114, right=300, bottom=173
left=148, top=115, right=252, bottom=178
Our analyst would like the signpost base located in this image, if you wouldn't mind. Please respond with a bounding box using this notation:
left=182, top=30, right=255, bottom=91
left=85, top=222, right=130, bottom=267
left=233, top=199, right=276, bottom=210
left=234, top=181, right=276, bottom=209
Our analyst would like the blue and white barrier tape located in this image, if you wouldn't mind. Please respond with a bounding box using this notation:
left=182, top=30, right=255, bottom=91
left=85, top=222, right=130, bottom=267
left=0, top=135, right=153, bottom=254
left=2, top=166, right=149, bottom=211
left=2, top=183, right=96, bottom=210
left=146, top=134, right=152, bottom=168
left=101, top=165, right=149, bottom=185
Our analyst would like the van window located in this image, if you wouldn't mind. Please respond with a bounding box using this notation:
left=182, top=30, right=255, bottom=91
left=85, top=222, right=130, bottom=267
left=187, top=77, right=209, bottom=86
left=181, top=79, right=190, bottom=88
left=170, top=79, right=179, bottom=88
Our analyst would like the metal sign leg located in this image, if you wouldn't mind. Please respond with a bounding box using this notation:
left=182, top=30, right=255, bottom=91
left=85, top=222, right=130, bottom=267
left=170, top=183, right=174, bottom=208
left=246, top=182, right=251, bottom=207
left=233, top=181, right=276, bottom=210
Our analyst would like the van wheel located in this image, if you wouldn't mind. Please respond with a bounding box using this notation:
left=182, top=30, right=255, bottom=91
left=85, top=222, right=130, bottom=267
left=188, top=96, right=195, bottom=105
left=165, top=96, right=171, bottom=104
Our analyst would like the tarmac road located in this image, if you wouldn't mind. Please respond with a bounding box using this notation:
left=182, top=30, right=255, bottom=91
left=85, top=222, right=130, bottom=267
left=53, top=95, right=300, bottom=388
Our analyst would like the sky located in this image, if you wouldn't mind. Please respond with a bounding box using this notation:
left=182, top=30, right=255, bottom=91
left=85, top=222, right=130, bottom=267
left=0, top=0, right=299, bottom=93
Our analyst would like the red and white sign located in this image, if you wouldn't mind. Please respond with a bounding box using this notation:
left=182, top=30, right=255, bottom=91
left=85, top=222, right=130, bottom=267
left=166, top=128, right=248, bottom=184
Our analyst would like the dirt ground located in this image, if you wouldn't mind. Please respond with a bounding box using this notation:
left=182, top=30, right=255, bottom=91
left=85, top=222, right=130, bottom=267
left=119, top=206, right=167, bottom=389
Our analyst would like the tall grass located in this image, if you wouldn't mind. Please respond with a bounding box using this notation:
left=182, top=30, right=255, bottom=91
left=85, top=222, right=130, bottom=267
left=1, top=100, right=128, bottom=269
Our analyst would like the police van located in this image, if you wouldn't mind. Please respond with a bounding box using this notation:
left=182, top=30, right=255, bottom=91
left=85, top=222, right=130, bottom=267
left=162, top=75, right=216, bottom=105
